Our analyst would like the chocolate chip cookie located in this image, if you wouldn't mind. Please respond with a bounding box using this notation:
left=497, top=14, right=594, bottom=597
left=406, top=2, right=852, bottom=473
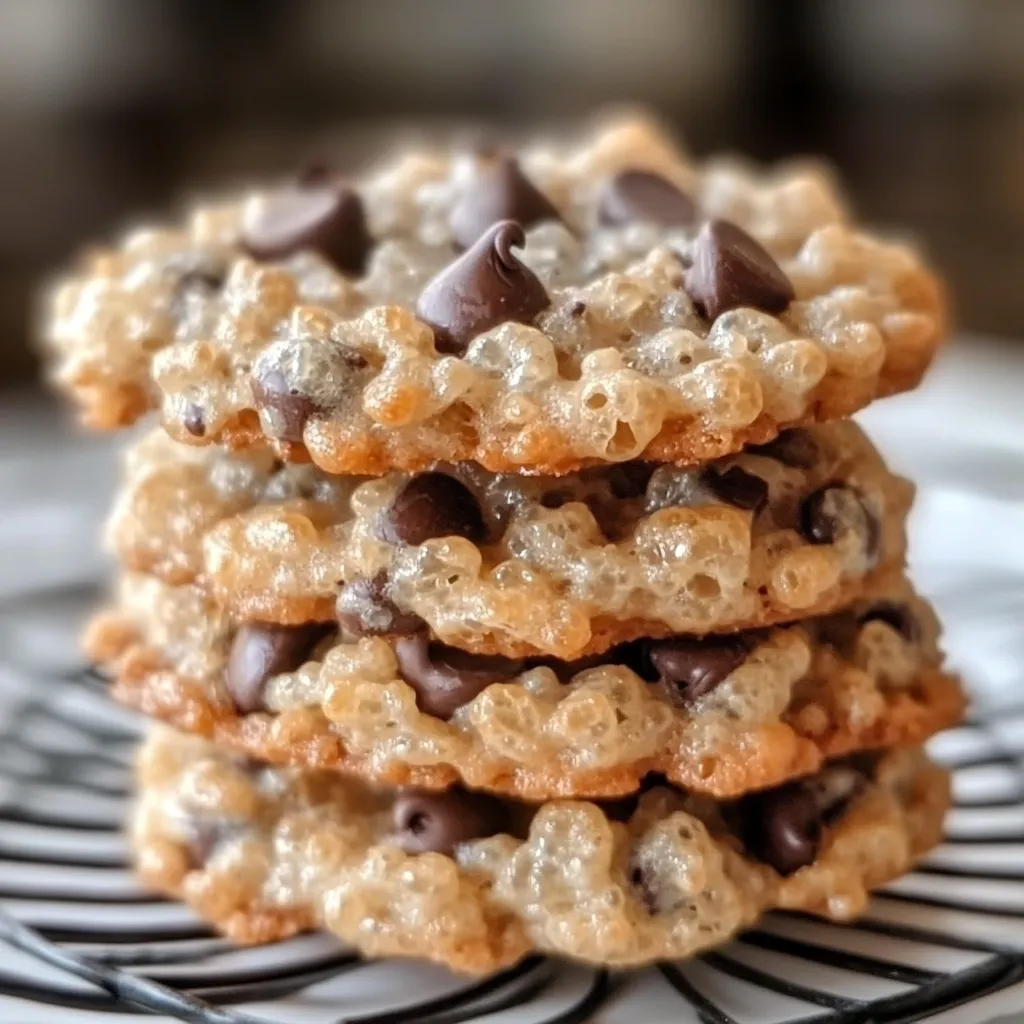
left=91, top=571, right=963, bottom=799
left=106, top=420, right=912, bottom=657
left=132, top=726, right=950, bottom=974
left=44, top=115, right=945, bottom=473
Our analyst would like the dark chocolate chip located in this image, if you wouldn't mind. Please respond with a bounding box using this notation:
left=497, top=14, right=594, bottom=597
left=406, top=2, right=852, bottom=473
left=251, top=346, right=361, bottom=444
left=648, top=636, right=750, bottom=705
left=391, top=789, right=509, bottom=854
left=600, top=793, right=640, bottom=824
left=415, top=220, right=550, bottom=356
left=685, top=219, right=795, bottom=322
left=703, top=466, right=769, bottom=513
left=598, top=169, right=698, bottom=228
left=741, top=783, right=822, bottom=876
left=859, top=602, right=920, bottom=643
left=800, top=485, right=878, bottom=562
left=748, top=428, right=819, bottom=469
left=538, top=466, right=654, bottom=541
left=183, top=403, right=206, bottom=438
left=225, top=622, right=332, bottom=713
left=529, top=637, right=653, bottom=684
left=539, top=489, right=572, bottom=510
left=335, top=573, right=426, bottom=637
left=629, top=863, right=659, bottom=913
left=450, top=157, right=562, bottom=250
left=607, top=462, right=657, bottom=501
left=530, top=636, right=667, bottom=685
left=379, top=472, right=485, bottom=546
left=601, top=639, right=658, bottom=681
left=800, top=486, right=841, bottom=544
left=394, top=635, right=523, bottom=719
left=250, top=369, right=319, bottom=444
left=242, top=182, right=373, bottom=275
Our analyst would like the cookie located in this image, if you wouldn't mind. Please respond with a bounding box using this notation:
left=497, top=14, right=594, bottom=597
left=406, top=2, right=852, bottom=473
left=91, top=571, right=964, bottom=799
left=44, top=114, right=945, bottom=473
left=107, top=421, right=912, bottom=657
left=132, top=726, right=950, bottom=974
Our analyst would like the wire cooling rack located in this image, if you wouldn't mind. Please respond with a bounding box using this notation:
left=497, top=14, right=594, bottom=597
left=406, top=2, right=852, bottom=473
left=0, top=588, right=1022, bottom=1024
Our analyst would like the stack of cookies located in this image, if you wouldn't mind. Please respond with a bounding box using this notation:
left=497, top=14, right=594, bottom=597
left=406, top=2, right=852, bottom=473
left=45, top=114, right=962, bottom=974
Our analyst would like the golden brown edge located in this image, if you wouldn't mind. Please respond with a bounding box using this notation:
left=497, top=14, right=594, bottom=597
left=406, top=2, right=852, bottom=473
left=98, top=599, right=964, bottom=800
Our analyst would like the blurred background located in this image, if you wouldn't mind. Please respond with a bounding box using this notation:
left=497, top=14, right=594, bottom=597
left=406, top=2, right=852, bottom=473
left=2, top=0, right=1024, bottom=386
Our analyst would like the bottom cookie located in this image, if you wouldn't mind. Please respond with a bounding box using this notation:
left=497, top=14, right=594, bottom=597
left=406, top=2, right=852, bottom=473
left=133, top=727, right=949, bottom=975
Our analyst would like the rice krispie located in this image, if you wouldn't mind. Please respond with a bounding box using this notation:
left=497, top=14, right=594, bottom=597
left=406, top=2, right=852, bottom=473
left=107, top=421, right=912, bottom=657
left=133, top=726, right=950, bottom=974
left=91, top=572, right=963, bottom=799
left=44, top=115, right=944, bottom=474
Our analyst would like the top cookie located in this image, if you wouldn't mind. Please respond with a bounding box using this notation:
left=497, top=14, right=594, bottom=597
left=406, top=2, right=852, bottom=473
left=44, top=114, right=945, bottom=474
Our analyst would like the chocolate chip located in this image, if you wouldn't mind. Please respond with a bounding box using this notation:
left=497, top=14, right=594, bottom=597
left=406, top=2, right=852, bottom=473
left=379, top=473, right=485, bottom=546
left=800, top=485, right=879, bottom=562
left=703, top=466, right=769, bottom=513
left=539, top=489, right=572, bottom=510
left=532, top=636, right=671, bottom=686
left=242, top=182, right=373, bottom=275
left=183, top=403, right=206, bottom=438
left=859, top=603, right=919, bottom=643
left=601, top=793, right=640, bottom=824
left=741, top=783, right=822, bottom=876
left=685, top=219, right=795, bottom=322
left=450, top=157, right=562, bottom=250
left=394, top=635, right=523, bottom=719
left=629, top=863, right=659, bottom=913
left=416, top=220, right=550, bottom=356
left=335, top=573, right=425, bottom=637
left=608, top=462, right=656, bottom=501
left=392, top=789, right=509, bottom=854
left=225, top=622, right=332, bottom=713
left=537, top=467, right=654, bottom=540
left=250, top=369, right=319, bottom=444
left=648, top=636, right=750, bottom=705
left=251, top=345, right=361, bottom=444
left=800, top=487, right=841, bottom=544
left=748, top=428, right=819, bottom=469
left=602, top=639, right=659, bottom=681
left=591, top=466, right=658, bottom=540
left=598, top=170, right=697, bottom=228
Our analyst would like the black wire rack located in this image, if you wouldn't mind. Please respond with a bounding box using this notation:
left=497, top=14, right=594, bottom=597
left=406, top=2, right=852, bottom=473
left=1, top=594, right=1023, bottom=1024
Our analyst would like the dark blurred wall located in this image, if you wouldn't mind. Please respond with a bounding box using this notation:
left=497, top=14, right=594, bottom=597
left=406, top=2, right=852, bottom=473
left=3, top=0, right=1024, bottom=387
